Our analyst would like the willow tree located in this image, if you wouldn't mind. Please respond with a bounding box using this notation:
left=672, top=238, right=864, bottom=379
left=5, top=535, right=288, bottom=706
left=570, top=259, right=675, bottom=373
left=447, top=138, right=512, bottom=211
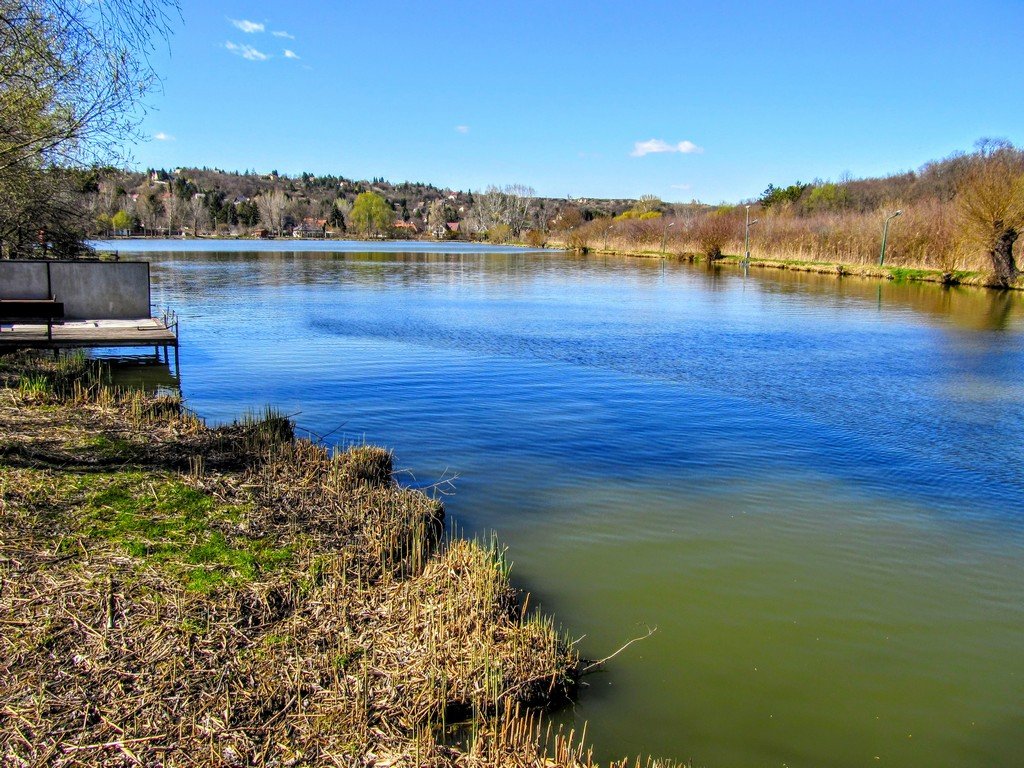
left=0, top=0, right=178, bottom=257
left=349, top=191, right=395, bottom=237
left=957, top=142, right=1024, bottom=287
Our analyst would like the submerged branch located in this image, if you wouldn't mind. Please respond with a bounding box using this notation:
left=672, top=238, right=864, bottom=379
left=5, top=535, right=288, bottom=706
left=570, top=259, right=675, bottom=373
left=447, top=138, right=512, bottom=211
left=581, top=625, right=658, bottom=675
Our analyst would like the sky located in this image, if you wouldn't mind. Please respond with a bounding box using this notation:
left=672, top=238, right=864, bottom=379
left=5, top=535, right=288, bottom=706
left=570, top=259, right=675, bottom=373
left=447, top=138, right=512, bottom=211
left=130, top=0, right=1024, bottom=203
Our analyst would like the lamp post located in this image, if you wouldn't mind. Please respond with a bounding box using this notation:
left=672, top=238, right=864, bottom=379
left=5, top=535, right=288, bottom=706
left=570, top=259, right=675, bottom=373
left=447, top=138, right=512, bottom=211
left=878, top=209, right=903, bottom=266
left=661, top=221, right=675, bottom=253
left=744, top=205, right=759, bottom=264
left=604, top=222, right=615, bottom=251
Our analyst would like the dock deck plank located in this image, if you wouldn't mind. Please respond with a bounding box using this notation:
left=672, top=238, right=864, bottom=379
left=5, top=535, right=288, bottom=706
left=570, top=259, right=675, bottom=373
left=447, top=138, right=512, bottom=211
left=0, top=318, right=177, bottom=349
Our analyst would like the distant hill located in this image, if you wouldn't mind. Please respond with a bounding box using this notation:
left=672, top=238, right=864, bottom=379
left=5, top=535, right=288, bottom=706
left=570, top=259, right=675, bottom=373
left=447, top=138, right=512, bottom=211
left=83, top=166, right=644, bottom=238
left=78, top=140, right=1022, bottom=259
left=755, top=143, right=1014, bottom=213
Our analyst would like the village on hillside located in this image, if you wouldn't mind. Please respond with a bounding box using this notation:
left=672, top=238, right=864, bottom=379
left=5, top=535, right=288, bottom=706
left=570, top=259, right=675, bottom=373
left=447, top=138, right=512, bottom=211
left=84, top=167, right=642, bottom=241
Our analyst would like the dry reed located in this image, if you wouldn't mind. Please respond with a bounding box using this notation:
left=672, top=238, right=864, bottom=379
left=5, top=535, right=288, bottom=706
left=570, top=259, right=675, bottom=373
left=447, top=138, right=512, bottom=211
left=0, top=353, right=676, bottom=767
left=552, top=197, right=1019, bottom=288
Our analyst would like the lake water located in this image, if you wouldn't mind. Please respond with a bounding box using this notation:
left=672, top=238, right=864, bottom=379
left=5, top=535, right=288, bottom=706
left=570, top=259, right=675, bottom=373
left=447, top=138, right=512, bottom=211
left=92, top=240, right=1024, bottom=768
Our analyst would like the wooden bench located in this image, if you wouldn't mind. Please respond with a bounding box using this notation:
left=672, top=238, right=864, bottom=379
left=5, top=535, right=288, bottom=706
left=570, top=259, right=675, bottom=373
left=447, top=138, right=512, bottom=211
left=0, top=299, right=65, bottom=339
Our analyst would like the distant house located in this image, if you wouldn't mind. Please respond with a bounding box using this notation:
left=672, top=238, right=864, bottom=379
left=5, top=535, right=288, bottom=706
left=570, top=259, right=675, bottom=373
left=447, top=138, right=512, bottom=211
left=446, top=222, right=460, bottom=234
left=393, top=220, right=419, bottom=236
left=292, top=218, right=328, bottom=238
left=252, top=228, right=271, bottom=239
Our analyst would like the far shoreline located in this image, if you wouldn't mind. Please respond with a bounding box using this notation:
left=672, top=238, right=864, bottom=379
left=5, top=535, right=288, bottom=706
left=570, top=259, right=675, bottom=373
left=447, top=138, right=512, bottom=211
left=88, top=234, right=1023, bottom=292
left=545, top=242, right=1024, bottom=292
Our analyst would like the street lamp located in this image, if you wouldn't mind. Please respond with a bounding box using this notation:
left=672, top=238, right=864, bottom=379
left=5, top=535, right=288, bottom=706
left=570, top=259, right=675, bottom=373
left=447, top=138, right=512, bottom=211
left=878, top=209, right=903, bottom=266
left=744, top=205, right=759, bottom=264
left=661, top=221, right=675, bottom=253
left=604, top=222, right=615, bottom=251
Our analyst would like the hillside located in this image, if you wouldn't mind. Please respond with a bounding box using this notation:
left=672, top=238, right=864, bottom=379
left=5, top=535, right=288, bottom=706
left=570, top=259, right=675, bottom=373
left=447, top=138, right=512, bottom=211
left=36, top=139, right=1020, bottom=288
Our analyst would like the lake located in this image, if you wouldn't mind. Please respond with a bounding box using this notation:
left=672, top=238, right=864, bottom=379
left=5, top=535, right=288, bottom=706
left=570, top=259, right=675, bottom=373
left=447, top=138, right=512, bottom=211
left=92, top=240, right=1024, bottom=768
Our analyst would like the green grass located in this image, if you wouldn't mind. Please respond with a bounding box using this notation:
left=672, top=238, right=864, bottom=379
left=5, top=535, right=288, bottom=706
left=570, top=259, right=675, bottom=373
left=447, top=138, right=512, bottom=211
left=17, top=374, right=51, bottom=397
left=887, top=267, right=932, bottom=282
left=79, top=434, right=136, bottom=459
left=947, top=270, right=978, bottom=283
left=79, top=473, right=291, bottom=592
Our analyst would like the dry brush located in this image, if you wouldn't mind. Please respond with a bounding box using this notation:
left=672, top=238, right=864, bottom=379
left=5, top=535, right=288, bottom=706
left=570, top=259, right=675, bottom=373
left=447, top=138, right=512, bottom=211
left=0, top=354, right=675, bottom=767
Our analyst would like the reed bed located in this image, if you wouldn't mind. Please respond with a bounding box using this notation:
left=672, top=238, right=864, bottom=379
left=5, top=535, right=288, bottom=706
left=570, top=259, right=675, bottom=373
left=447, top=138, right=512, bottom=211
left=0, top=353, right=676, bottom=767
left=551, top=198, right=1017, bottom=287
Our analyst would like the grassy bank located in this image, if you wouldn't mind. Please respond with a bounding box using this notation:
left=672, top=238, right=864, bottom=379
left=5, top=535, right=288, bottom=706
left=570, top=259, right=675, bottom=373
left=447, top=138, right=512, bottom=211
left=542, top=235, right=1021, bottom=290
left=0, top=354, right=672, bottom=767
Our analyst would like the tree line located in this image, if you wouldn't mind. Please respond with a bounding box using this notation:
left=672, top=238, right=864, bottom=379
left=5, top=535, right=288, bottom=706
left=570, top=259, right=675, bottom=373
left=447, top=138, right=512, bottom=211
left=549, top=139, right=1024, bottom=287
left=77, top=169, right=632, bottom=242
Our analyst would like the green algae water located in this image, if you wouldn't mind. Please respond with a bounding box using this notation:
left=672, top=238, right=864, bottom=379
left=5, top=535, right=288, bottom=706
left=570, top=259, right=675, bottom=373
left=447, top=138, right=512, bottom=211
left=93, top=241, right=1024, bottom=767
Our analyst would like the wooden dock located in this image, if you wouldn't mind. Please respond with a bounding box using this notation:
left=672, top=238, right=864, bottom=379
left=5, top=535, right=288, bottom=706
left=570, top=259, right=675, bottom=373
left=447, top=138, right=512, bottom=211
left=0, top=317, right=178, bottom=351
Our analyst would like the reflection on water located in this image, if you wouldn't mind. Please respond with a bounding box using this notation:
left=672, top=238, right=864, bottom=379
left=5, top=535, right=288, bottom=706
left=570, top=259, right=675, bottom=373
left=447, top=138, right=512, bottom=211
left=87, top=347, right=180, bottom=395
left=103, top=354, right=180, bottom=395
left=102, top=242, right=1024, bottom=768
left=743, top=264, right=1021, bottom=331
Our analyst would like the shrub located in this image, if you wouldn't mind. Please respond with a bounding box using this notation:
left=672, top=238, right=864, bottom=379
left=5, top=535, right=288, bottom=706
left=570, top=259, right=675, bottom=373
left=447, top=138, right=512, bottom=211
left=486, top=224, right=511, bottom=243
left=694, top=214, right=734, bottom=259
left=523, top=229, right=546, bottom=247
left=565, top=229, right=589, bottom=252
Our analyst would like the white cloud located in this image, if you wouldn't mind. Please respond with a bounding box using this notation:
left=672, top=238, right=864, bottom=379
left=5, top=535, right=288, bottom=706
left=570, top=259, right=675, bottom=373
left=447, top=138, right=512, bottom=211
left=283, top=49, right=299, bottom=59
left=272, top=30, right=295, bottom=39
left=230, top=18, right=264, bottom=33
left=225, top=41, right=269, bottom=61
left=153, top=132, right=175, bottom=141
left=630, top=139, right=703, bottom=157
left=670, top=183, right=691, bottom=190
left=455, top=125, right=470, bottom=134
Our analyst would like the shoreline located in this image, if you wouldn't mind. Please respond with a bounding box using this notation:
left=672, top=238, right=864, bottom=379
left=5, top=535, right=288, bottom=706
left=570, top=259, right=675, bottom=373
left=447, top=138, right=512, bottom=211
left=92, top=234, right=1021, bottom=292
left=554, top=244, right=1023, bottom=291
left=0, top=353, right=660, bottom=767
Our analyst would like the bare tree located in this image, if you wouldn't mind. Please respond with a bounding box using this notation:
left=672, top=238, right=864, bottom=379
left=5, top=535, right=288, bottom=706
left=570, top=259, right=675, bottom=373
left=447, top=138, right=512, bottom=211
left=426, top=198, right=452, bottom=239
left=134, top=183, right=163, bottom=236
left=93, top=179, right=120, bottom=219
left=187, top=194, right=209, bottom=236
left=469, top=184, right=535, bottom=237
left=255, top=188, right=287, bottom=236
left=163, top=193, right=185, bottom=236
left=504, top=184, right=535, bottom=236
left=635, top=194, right=663, bottom=214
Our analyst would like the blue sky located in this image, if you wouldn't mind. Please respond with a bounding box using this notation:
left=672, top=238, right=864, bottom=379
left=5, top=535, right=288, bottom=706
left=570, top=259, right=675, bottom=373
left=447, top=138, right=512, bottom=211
left=131, top=0, right=1024, bottom=203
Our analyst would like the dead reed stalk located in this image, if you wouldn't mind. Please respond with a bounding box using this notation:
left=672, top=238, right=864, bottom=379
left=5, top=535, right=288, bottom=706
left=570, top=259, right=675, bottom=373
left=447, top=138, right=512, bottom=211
left=0, top=353, right=672, bottom=768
